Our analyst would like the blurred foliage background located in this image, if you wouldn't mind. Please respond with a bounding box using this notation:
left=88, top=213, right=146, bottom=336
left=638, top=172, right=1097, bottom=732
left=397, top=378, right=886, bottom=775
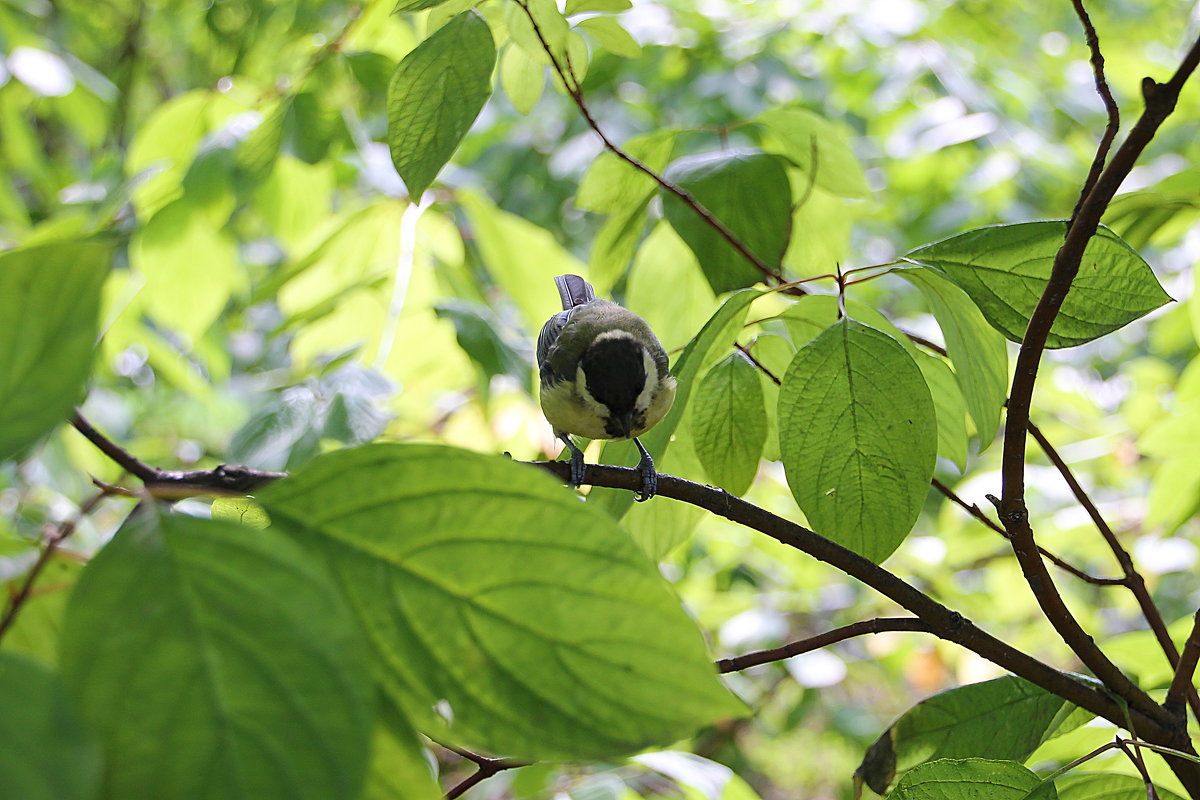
left=2, top=0, right=1200, bottom=797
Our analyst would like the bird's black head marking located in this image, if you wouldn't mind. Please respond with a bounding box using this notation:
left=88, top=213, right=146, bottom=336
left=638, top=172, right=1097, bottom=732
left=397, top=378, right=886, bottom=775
left=581, top=335, right=648, bottom=437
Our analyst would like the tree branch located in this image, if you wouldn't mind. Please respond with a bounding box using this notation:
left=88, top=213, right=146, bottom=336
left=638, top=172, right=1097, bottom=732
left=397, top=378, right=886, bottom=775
left=0, top=488, right=110, bottom=640
left=717, top=618, right=932, bottom=673
left=511, top=0, right=787, bottom=287
left=72, top=411, right=287, bottom=493
left=1068, top=0, right=1120, bottom=226
left=998, top=26, right=1200, bottom=791
left=443, top=746, right=527, bottom=800
left=1166, top=611, right=1200, bottom=721
left=1028, top=420, right=1200, bottom=721
left=528, top=460, right=1179, bottom=744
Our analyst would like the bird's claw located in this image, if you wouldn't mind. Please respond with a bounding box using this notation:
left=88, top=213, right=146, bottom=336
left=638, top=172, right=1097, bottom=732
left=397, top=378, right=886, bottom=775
left=633, top=438, right=657, bottom=502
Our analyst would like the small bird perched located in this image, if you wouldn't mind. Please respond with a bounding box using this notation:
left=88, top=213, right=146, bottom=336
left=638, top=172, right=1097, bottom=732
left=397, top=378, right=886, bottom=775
left=536, top=274, right=677, bottom=501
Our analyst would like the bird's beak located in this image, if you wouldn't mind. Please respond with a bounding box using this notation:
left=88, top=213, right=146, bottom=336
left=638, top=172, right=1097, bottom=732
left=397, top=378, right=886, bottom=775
left=619, top=412, right=634, bottom=439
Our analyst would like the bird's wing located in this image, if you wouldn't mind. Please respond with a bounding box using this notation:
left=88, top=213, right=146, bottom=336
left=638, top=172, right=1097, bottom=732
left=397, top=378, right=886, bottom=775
left=536, top=309, right=574, bottom=381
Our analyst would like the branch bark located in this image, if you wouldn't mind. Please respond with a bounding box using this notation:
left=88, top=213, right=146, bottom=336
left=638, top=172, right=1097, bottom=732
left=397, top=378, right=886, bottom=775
left=717, top=618, right=932, bottom=673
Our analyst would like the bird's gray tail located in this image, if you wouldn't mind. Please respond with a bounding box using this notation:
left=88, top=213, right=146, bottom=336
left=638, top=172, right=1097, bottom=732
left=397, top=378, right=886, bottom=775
left=554, top=274, right=595, bottom=310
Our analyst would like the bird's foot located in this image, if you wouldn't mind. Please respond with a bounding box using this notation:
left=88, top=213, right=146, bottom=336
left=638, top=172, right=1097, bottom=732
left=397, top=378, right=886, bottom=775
left=633, top=438, right=657, bottom=502
left=559, top=434, right=587, bottom=488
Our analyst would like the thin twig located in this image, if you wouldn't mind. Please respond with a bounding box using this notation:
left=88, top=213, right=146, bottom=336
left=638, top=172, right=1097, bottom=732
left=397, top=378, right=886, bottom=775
left=72, top=411, right=286, bottom=493
left=1029, top=420, right=1200, bottom=721
left=997, top=28, right=1200, bottom=791
left=931, top=478, right=1123, bottom=585
left=512, top=0, right=787, bottom=287
left=443, top=746, right=527, bottom=799
left=1117, top=736, right=1160, bottom=800
left=717, top=618, right=932, bottom=673
left=1068, top=0, right=1121, bottom=226
left=0, top=489, right=110, bottom=640
left=1166, top=611, right=1200, bottom=720
left=733, top=343, right=781, bottom=385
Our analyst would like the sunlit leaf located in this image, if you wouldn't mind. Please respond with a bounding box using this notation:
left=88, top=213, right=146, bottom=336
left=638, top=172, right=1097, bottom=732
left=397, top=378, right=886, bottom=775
left=0, top=239, right=110, bottom=462
left=692, top=352, right=766, bottom=495
left=661, top=149, right=792, bottom=293
left=500, top=43, right=546, bottom=114
left=889, top=759, right=1057, bottom=800
left=0, top=652, right=101, bottom=800
left=60, top=512, right=374, bottom=800
left=566, top=0, right=632, bottom=12
left=576, top=15, right=641, bottom=58
left=902, top=268, right=1008, bottom=448
left=915, top=352, right=969, bottom=470
left=387, top=11, right=495, bottom=199
left=576, top=130, right=675, bottom=215
left=393, top=0, right=455, bottom=11
left=259, top=444, right=744, bottom=760
left=756, top=107, right=869, bottom=198
left=905, top=222, right=1172, bottom=348
left=857, top=675, right=1071, bottom=794
left=1056, top=772, right=1185, bottom=800
left=778, top=318, right=936, bottom=562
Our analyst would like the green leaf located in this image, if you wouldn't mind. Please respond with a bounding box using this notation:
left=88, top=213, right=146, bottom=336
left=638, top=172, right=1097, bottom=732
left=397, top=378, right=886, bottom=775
left=747, top=333, right=793, bottom=462
left=590, top=287, right=762, bottom=519
left=0, top=652, right=101, bottom=800
left=500, top=43, right=545, bottom=114
left=756, top=107, right=870, bottom=198
left=0, top=239, right=110, bottom=462
left=1056, top=773, right=1185, bottom=800
left=576, top=16, right=641, bottom=58
left=661, top=149, right=792, bottom=293
left=60, top=512, right=374, bottom=800
left=130, top=197, right=240, bottom=340
left=778, top=318, right=936, bottom=562
left=394, top=0, right=456, bottom=11
left=889, top=758, right=1057, bottom=800
left=362, top=697, right=440, bottom=800
left=692, top=352, right=766, bottom=495
left=566, top=0, right=632, bottom=13
left=856, top=676, right=1070, bottom=794
left=258, top=444, right=744, bottom=760
left=506, top=0, right=569, bottom=60
left=916, top=352, right=969, bottom=471
left=904, top=222, right=1172, bottom=348
left=434, top=298, right=533, bottom=386
left=387, top=11, right=495, bottom=199
left=588, top=195, right=650, bottom=294
left=0, top=555, right=82, bottom=664
left=576, top=130, right=675, bottom=215
left=902, top=268, right=1009, bottom=448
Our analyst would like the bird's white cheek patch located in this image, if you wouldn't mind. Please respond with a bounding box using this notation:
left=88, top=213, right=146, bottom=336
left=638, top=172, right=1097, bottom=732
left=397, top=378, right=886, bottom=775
left=634, top=348, right=657, bottom=413
left=637, top=376, right=677, bottom=435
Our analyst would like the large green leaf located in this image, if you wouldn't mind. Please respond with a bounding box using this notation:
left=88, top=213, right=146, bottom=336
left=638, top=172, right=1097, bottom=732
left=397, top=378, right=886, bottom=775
left=692, top=351, right=766, bottom=496
left=856, top=676, right=1072, bottom=794
left=661, top=149, right=792, bottom=293
left=0, top=239, right=110, bottom=462
left=0, top=652, right=101, bottom=800
left=59, top=512, right=374, bottom=800
left=576, top=130, right=675, bottom=215
left=915, top=351, right=969, bottom=471
left=387, top=11, right=495, bottom=199
left=755, top=107, right=869, bottom=198
left=889, top=759, right=1057, bottom=800
left=904, top=222, right=1171, bottom=348
left=258, top=444, right=743, bottom=761
left=778, top=318, right=936, bottom=562
left=902, top=268, right=1009, bottom=449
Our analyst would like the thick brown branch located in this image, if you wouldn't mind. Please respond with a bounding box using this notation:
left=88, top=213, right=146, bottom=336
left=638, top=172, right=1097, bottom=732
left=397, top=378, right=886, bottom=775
left=528, top=460, right=1176, bottom=743
left=999, top=30, right=1200, bottom=792
left=1166, top=611, right=1200, bottom=720
left=512, top=0, right=786, bottom=287
left=717, top=618, right=932, bottom=673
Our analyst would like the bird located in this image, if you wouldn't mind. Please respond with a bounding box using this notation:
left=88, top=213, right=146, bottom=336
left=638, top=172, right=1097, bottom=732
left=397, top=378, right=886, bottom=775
left=536, top=274, right=677, bottom=501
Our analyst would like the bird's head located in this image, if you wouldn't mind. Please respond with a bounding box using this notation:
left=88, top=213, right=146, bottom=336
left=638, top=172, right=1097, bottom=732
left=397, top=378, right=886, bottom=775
left=578, top=330, right=664, bottom=439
